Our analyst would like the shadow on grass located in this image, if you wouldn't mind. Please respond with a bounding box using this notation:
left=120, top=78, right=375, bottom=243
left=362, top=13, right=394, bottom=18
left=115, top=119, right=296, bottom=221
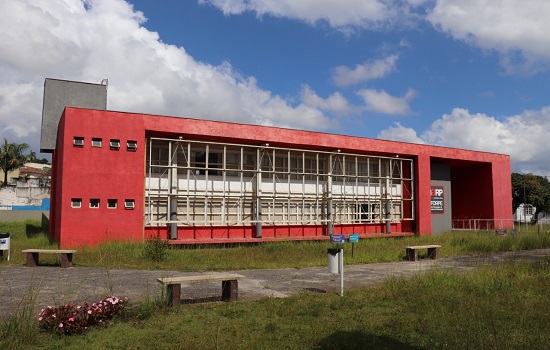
left=25, top=215, right=52, bottom=243
left=316, top=330, right=426, bottom=350
left=25, top=223, right=44, bottom=239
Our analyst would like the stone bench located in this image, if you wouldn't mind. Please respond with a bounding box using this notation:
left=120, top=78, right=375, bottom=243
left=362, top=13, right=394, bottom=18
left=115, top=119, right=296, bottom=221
left=22, top=249, right=78, bottom=268
left=157, top=273, right=246, bottom=307
left=405, top=245, right=441, bottom=261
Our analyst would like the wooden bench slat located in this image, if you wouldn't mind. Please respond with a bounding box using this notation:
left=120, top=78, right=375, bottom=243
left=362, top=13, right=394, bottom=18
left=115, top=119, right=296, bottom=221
left=22, top=249, right=78, bottom=254
left=405, top=245, right=441, bottom=249
left=158, top=274, right=245, bottom=285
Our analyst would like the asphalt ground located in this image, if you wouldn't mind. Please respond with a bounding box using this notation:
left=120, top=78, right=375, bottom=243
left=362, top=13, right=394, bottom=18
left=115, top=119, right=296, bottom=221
left=1, top=248, right=549, bottom=319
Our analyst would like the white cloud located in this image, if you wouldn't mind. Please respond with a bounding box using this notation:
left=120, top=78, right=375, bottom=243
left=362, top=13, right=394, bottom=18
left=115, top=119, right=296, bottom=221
left=203, top=0, right=550, bottom=73
left=200, top=0, right=396, bottom=29
left=357, top=88, right=417, bottom=115
left=0, top=0, right=334, bottom=153
left=427, top=0, right=550, bottom=72
left=379, top=107, right=550, bottom=175
left=300, top=85, right=354, bottom=114
left=333, top=55, right=399, bottom=87
left=377, top=123, right=425, bottom=144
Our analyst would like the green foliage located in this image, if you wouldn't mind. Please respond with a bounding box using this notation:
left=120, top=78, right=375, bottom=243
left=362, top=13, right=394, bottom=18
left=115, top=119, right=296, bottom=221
left=3, top=220, right=550, bottom=270
left=7, top=259, right=549, bottom=349
left=0, top=137, right=30, bottom=186
left=511, top=172, right=550, bottom=213
left=142, top=235, right=170, bottom=262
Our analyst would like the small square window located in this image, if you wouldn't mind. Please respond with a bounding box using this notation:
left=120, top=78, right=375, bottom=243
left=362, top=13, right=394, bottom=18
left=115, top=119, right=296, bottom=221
left=92, top=138, right=102, bottom=148
left=90, top=198, right=100, bottom=208
left=71, top=198, right=82, bottom=208
left=124, top=199, right=135, bottom=209
left=107, top=199, right=118, bottom=209
left=73, top=137, right=84, bottom=147
left=127, top=140, right=137, bottom=151
left=110, top=139, right=120, bottom=150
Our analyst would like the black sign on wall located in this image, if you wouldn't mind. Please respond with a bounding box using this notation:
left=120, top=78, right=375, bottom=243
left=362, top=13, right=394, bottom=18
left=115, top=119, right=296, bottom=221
left=431, top=185, right=444, bottom=214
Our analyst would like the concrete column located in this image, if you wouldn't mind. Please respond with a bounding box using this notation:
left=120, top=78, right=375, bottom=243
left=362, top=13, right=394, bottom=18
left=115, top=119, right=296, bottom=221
left=169, top=141, right=178, bottom=240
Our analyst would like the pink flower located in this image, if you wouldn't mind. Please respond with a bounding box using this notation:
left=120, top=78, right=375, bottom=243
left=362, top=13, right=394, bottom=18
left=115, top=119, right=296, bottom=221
left=59, top=323, right=63, bottom=328
left=69, top=317, right=75, bottom=322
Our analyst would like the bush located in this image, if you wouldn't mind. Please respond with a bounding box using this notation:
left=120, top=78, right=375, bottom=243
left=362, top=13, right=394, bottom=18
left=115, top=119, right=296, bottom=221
left=143, top=235, right=169, bottom=262
left=37, top=296, right=128, bottom=335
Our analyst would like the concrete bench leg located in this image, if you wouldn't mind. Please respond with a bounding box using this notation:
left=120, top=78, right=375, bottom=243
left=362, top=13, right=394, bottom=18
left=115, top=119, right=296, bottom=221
left=26, top=252, right=39, bottom=267
left=427, top=247, right=439, bottom=259
left=406, top=248, right=418, bottom=261
left=221, top=280, right=238, bottom=301
left=167, top=284, right=181, bottom=307
left=60, top=253, right=73, bottom=268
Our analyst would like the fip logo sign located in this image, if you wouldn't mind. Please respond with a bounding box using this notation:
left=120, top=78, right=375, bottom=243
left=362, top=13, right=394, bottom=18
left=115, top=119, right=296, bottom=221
left=431, top=185, right=444, bottom=214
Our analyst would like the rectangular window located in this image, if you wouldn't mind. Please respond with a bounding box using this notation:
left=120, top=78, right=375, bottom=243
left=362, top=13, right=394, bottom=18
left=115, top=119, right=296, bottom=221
left=90, top=198, right=100, bottom=208
left=127, top=140, right=137, bottom=151
left=107, top=199, right=118, bottom=209
left=124, top=199, right=135, bottom=209
left=73, top=137, right=84, bottom=147
left=109, top=139, right=120, bottom=150
left=92, top=138, right=102, bottom=148
left=71, top=198, right=82, bottom=208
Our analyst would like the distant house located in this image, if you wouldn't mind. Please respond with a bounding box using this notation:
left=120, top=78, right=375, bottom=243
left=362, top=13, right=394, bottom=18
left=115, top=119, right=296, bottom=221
left=0, top=163, right=51, bottom=207
left=513, top=203, right=536, bottom=223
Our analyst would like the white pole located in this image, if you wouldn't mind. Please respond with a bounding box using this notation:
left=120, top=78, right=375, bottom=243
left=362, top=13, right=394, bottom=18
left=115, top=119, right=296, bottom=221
left=340, top=248, right=344, bottom=297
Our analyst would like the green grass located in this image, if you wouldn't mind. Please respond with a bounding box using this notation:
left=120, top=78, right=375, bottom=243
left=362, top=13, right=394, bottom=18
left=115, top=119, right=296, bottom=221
left=3, top=259, right=549, bottom=349
left=1, top=220, right=550, bottom=349
left=1, top=220, right=550, bottom=270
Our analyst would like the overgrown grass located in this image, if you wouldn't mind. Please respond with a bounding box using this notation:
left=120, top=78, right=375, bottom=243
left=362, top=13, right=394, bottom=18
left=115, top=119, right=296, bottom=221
left=1, top=220, right=550, bottom=270
left=2, top=221, right=550, bottom=348
left=4, top=259, right=549, bottom=349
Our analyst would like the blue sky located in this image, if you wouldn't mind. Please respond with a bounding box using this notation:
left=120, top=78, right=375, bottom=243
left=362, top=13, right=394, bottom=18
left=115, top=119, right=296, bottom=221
left=1, top=0, right=549, bottom=175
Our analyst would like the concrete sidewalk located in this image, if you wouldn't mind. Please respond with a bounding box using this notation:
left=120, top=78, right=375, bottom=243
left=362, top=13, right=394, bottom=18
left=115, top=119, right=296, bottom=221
left=1, top=248, right=548, bottom=318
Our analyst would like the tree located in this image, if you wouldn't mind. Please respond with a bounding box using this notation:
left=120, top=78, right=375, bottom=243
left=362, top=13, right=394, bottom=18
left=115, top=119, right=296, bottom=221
left=511, top=173, right=550, bottom=214
left=0, top=138, right=29, bottom=186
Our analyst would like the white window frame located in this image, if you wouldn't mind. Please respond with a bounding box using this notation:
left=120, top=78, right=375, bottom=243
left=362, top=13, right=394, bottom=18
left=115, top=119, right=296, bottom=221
left=107, top=199, right=118, bottom=209
left=90, top=198, right=100, bottom=208
left=124, top=199, right=135, bottom=209
left=73, top=137, right=84, bottom=147
left=110, top=139, right=120, bottom=150
left=92, top=138, right=102, bottom=148
left=71, top=198, right=82, bottom=208
left=127, top=140, right=137, bottom=151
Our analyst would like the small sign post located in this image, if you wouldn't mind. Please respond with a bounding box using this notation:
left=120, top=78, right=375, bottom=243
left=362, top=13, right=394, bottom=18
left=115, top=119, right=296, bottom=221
left=329, top=234, right=345, bottom=296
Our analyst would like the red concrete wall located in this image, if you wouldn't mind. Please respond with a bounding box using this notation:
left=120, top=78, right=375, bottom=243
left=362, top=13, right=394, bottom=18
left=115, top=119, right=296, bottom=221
left=54, top=109, right=147, bottom=248
left=51, top=107, right=513, bottom=247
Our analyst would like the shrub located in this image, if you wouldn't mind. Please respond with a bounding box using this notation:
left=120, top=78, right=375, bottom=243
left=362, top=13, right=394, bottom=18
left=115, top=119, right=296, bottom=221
left=37, top=296, right=128, bottom=335
left=143, top=235, right=169, bottom=262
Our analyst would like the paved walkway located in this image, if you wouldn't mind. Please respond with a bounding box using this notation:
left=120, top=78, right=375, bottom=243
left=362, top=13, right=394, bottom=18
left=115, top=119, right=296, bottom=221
left=1, top=249, right=548, bottom=319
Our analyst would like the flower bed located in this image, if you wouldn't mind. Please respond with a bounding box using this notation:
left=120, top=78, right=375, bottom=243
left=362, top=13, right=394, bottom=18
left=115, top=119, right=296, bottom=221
left=38, top=296, right=128, bottom=335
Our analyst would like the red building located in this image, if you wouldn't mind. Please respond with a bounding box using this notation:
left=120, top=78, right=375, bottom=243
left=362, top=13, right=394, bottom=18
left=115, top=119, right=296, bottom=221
left=47, top=106, right=512, bottom=248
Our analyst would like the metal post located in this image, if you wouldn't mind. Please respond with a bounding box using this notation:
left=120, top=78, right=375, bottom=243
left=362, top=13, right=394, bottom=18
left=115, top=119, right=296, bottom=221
left=339, top=248, right=344, bottom=297
left=255, top=148, right=263, bottom=238
left=170, top=141, right=178, bottom=240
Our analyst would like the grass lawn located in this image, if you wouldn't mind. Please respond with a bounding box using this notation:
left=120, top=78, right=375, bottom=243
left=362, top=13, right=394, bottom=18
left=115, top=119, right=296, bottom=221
left=3, top=259, right=549, bottom=349
left=1, top=220, right=550, bottom=349
left=1, top=220, right=550, bottom=270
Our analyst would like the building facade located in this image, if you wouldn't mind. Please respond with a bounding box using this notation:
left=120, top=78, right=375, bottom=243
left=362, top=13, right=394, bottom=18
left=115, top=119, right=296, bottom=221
left=49, top=107, right=513, bottom=248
